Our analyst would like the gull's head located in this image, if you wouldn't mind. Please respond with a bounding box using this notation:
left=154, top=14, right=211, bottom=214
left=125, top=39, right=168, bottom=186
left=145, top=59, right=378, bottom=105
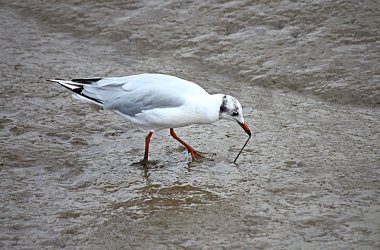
left=219, top=95, right=251, bottom=136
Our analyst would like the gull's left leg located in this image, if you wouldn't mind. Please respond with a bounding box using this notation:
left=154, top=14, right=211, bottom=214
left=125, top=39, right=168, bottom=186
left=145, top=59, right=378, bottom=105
left=143, top=131, right=153, bottom=165
left=169, top=128, right=203, bottom=160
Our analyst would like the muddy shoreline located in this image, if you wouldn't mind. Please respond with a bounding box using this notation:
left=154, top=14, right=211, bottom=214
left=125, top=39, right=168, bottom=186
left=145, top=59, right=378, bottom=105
left=1, top=1, right=379, bottom=249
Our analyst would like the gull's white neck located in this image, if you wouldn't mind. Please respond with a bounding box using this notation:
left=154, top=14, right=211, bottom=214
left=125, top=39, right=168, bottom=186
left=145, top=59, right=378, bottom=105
left=186, top=93, right=224, bottom=124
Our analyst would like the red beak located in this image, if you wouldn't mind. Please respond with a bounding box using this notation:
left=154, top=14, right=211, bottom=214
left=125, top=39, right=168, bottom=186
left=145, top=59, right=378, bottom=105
left=238, top=122, right=251, bottom=136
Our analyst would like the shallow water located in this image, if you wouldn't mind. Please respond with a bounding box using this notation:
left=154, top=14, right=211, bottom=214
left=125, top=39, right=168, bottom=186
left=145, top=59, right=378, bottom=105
left=1, top=1, right=379, bottom=249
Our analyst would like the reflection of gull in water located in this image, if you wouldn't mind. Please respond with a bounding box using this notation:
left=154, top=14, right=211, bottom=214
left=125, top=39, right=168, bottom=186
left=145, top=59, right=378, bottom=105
left=49, top=73, right=251, bottom=164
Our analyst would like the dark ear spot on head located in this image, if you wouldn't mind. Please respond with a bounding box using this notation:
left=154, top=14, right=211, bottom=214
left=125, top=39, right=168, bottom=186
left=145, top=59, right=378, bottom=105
left=219, top=95, right=228, bottom=114
left=219, top=103, right=227, bottom=113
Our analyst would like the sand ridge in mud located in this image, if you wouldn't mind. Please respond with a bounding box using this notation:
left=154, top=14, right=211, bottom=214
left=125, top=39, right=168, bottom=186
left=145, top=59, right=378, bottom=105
left=1, top=1, right=379, bottom=249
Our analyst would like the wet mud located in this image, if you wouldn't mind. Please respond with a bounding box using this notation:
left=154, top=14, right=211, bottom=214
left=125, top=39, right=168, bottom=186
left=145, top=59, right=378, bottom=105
left=1, top=1, right=379, bottom=249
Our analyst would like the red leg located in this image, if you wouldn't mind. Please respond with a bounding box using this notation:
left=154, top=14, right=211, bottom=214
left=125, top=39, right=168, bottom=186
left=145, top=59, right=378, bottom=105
left=144, top=131, right=153, bottom=163
left=170, top=128, right=203, bottom=160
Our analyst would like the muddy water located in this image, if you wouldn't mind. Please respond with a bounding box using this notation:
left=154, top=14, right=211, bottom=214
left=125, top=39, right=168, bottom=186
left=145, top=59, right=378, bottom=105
left=1, top=0, right=379, bottom=249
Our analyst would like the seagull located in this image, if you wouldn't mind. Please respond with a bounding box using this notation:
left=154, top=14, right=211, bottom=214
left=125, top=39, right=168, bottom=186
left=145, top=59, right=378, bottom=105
left=49, top=73, right=251, bottom=164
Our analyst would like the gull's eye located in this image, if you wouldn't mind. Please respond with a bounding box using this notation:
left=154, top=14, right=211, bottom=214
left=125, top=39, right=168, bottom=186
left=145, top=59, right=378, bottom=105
left=232, top=111, right=239, bottom=116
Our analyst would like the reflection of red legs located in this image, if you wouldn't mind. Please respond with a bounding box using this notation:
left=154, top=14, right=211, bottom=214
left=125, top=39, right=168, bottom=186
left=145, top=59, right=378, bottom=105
left=170, top=128, right=203, bottom=160
left=144, top=131, right=153, bottom=163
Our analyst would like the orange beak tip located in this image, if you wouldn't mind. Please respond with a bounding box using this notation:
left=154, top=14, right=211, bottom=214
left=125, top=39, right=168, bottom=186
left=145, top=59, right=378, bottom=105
left=239, top=122, right=251, bottom=136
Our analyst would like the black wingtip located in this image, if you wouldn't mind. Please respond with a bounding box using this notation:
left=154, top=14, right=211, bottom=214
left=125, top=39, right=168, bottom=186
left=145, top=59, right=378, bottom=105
left=71, top=86, right=83, bottom=94
left=50, top=78, right=104, bottom=105
left=71, top=78, right=103, bottom=85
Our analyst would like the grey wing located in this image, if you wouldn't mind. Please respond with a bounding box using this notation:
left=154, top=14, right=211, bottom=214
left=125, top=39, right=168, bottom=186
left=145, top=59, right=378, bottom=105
left=97, top=85, right=186, bottom=117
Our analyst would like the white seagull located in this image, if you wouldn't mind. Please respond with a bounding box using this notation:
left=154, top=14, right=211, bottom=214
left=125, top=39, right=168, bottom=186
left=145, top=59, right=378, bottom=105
left=49, top=73, right=251, bottom=164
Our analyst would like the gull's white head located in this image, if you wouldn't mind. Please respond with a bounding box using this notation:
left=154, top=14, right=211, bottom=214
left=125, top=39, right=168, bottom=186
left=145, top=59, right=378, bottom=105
left=219, top=95, right=251, bottom=135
